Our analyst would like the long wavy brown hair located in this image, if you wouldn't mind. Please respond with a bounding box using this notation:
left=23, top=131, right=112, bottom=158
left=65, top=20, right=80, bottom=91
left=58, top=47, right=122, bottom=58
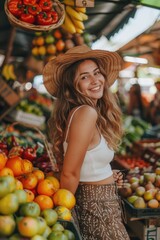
left=48, top=58, right=123, bottom=165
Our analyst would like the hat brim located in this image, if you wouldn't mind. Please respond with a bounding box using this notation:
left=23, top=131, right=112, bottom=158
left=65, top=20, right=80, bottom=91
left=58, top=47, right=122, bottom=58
left=43, top=46, right=122, bottom=97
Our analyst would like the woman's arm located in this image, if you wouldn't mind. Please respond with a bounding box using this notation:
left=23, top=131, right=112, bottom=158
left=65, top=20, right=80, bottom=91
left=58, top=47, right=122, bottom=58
left=60, top=106, right=98, bottom=194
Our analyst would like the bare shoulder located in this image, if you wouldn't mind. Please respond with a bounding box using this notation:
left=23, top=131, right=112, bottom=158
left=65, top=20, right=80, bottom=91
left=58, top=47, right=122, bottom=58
left=74, top=105, right=98, bottom=120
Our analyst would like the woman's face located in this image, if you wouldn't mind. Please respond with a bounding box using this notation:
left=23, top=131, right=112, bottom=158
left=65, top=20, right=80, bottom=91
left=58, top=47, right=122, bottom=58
left=75, top=60, right=105, bottom=104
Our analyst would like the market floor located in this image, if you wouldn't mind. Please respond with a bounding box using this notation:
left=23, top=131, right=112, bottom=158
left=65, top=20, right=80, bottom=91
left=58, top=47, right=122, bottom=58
left=126, top=226, right=140, bottom=240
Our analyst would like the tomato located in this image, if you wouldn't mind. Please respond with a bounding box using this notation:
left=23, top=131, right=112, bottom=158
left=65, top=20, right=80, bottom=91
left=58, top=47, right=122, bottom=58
left=19, top=201, right=41, bottom=217
left=0, top=215, right=16, bottom=237
left=36, top=216, right=47, bottom=235
left=14, top=189, right=27, bottom=204
left=19, top=173, right=38, bottom=190
left=17, top=216, right=39, bottom=237
left=40, top=208, right=58, bottom=226
left=0, top=193, right=19, bottom=215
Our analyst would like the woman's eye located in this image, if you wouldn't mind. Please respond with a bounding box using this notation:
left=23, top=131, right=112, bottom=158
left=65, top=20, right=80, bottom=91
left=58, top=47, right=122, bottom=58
left=95, top=71, right=101, bottom=75
left=81, top=75, right=88, bottom=80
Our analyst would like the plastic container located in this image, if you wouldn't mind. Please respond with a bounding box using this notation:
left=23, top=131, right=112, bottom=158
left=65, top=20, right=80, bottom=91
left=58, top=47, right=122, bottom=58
left=123, top=199, right=160, bottom=218
left=59, top=220, right=82, bottom=240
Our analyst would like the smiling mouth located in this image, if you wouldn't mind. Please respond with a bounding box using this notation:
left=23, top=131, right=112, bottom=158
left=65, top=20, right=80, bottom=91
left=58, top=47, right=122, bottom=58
left=90, top=86, right=101, bottom=91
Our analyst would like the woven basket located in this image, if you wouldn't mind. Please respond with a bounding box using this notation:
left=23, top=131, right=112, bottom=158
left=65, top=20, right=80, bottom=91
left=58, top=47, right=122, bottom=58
left=5, top=0, right=65, bottom=32
left=1, top=121, right=59, bottom=172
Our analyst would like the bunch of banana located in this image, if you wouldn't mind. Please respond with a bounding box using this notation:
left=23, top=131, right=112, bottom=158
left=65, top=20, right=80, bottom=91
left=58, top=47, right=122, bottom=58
left=1, top=64, right=17, bottom=81
left=62, top=0, right=88, bottom=34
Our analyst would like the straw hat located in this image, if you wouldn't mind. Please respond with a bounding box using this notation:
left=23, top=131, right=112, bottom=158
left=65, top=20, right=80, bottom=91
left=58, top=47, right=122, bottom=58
left=43, top=45, right=122, bottom=96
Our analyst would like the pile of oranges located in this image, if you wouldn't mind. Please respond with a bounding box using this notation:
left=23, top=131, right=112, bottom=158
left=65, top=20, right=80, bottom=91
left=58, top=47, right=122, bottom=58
left=0, top=151, right=76, bottom=221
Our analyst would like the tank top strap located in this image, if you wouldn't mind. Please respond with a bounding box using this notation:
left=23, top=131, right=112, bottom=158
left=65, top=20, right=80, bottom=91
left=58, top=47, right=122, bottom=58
left=64, top=105, right=86, bottom=142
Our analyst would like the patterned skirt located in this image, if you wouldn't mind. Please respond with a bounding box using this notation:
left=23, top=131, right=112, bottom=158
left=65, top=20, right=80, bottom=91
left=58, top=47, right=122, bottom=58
left=73, top=183, right=130, bottom=240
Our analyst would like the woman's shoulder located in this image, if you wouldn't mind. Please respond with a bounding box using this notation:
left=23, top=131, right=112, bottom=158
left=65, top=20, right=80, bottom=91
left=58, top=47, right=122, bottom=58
left=73, top=105, right=97, bottom=118
left=68, top=105, right=97, bottom=127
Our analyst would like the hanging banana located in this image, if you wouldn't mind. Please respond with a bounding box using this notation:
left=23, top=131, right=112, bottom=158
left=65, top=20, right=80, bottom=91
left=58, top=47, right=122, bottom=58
left=62, top=0, right=88, bottom=34
left=8, top=64, right=17, bottom=81
left=1, top=64, right=10, bottom=81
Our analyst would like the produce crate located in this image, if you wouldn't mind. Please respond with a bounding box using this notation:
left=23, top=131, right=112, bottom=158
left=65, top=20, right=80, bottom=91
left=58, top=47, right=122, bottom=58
left=126, top=218, right=160, bottom=240
left=123, top=199, right=160, bottom=218
left=133, top=139, right=160, bottom=154
left=59, top=220, right=82, bottom=240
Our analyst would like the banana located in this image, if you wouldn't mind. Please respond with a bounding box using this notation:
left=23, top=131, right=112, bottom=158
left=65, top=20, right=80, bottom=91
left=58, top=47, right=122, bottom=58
left=75, top=26, right=84, bottom=34
left=63, top=0, right=75, bottom=6
left=8, top=64, right=17, bottom=80
left=79, top=12, right=88, bottom=21
left=70, top=16, right=85, bottom=30
left=1, top=64, right=10, bottom=80
left=75, top=7, right=86, bottom=13
left=66, top=5, right=83, bottom=21
left=62, top=12, right=76, bottom=34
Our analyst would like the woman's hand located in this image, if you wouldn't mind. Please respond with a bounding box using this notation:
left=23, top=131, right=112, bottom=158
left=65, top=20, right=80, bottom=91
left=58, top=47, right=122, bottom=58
left=113, top=169, right=124, bottom=188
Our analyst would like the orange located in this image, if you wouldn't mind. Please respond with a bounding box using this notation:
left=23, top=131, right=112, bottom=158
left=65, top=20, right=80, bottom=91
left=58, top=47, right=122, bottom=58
left=46, top=176, right=60, bottom=192
left=32, top=47, right=39, bottom=56
left=46, top=44, right=56, bottom=55
left=17, top=216, right=39, bottom=237
left=32, top=169, right=45, bottom=182
left=34, top=195, right=54, bottom=210
left=22, top=159, right=33, bottom=174
left=6, top=156, right=23, bottom=177
left=52, top=189, right=76, bottom=210
left=36, top=179, right=56, bottom=196
left=36, top=36, right=45, bottom=46
left=15, top=179, right=23, bottom=190
left=0, top=167, right=14, bottom=176
left=19, top=173, right=38, bottom=190
left=56, top=39, right=65, bottom=52
left=0, top=152, right=7, bottom=170
left=38, top=46, right=46, bottom=56
left=24, top=189, right=35, bottom=202
left=53, top=29, right=62, bottom=39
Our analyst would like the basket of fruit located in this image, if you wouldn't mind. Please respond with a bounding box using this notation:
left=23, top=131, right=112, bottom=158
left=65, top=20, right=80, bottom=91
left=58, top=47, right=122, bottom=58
left=4, top=0, right=65, bottom=32
left=0, top=121, right=59, bottom=173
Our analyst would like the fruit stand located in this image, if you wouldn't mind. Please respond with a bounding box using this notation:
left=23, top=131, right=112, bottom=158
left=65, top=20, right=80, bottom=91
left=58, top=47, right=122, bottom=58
left=0, top=122, right=81, bottom=239
left=116, top=138, right=160, bottom=240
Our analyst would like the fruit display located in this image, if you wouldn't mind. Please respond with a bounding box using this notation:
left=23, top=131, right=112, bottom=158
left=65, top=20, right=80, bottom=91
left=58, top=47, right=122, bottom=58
left=31, top=28, right=94, bottom=61
left=7, top=0, right=59, bottom=26
left=117, top=115, right=151, bottom=156
left=119, top=168, right=160, bottom=215
left=0, top=155, right=78, bottom=239
left=0, top=131, right=55, bottom=173
left=62, top=0, right=88, bottom=34
left=115, top=156, right=151, bottom=170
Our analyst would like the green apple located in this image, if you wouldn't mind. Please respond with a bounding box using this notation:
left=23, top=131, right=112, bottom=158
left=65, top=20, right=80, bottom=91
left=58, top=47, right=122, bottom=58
left=45, top=35, right=55, bottom=44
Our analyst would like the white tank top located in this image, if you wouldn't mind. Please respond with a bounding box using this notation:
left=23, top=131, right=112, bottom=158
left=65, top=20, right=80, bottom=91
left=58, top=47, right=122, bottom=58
left=63, top=106, right=114, bottom=182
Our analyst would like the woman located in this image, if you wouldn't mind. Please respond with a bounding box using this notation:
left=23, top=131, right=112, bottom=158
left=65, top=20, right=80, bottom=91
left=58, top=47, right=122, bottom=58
left=43, top=45, right=130, bottom=240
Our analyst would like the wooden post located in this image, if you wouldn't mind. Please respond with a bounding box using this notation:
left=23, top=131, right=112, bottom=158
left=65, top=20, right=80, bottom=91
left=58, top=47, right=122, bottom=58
left=1, top=26, right=16, bottom=68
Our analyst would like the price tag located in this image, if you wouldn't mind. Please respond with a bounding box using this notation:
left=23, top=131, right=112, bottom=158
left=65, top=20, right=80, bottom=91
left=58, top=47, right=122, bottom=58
left=75, top=0, right=94, bottom=7
left=0, top=78, right=19, bottom=105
